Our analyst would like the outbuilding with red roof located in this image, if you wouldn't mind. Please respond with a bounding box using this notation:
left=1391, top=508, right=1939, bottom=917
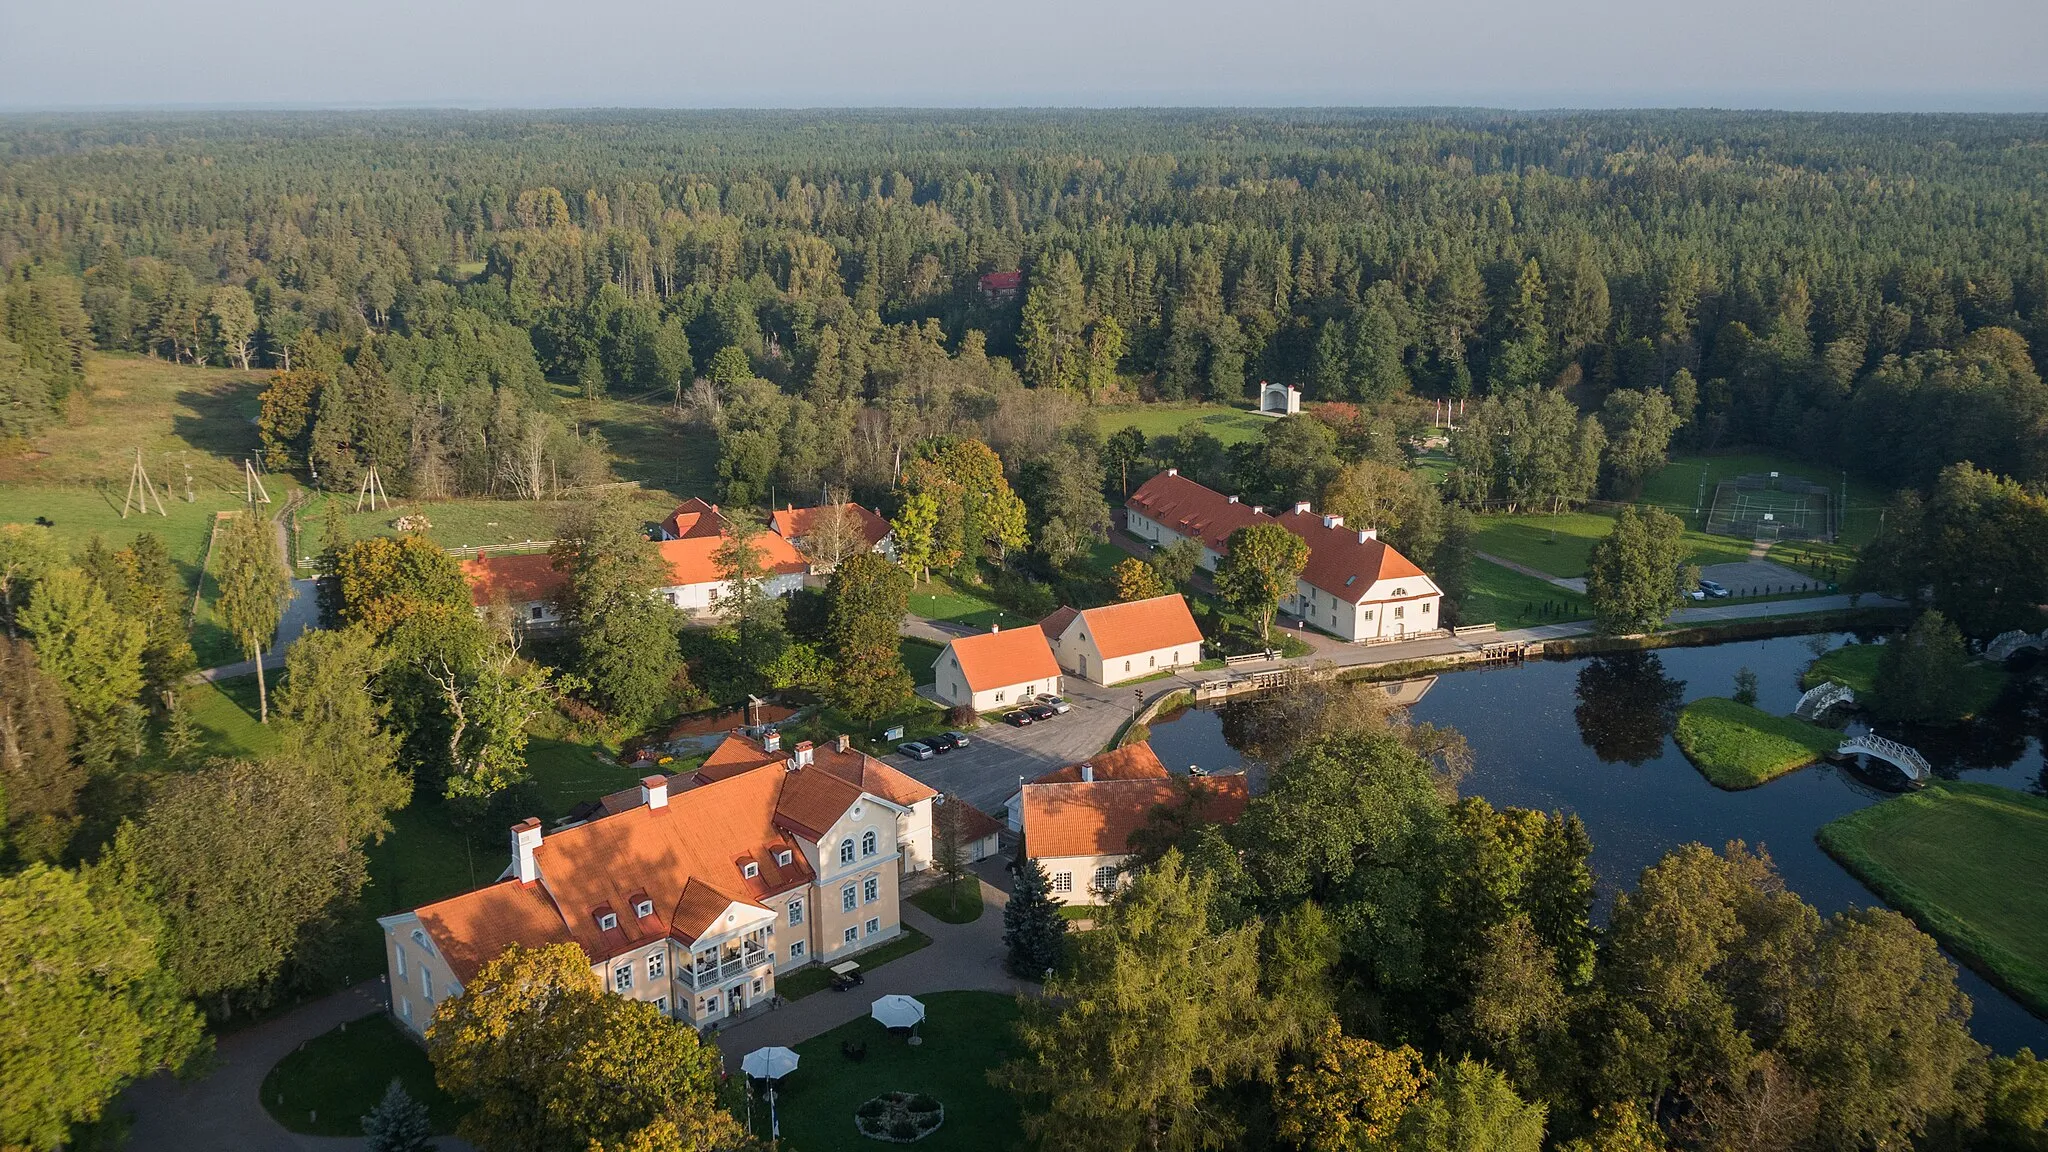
left=1041, top=593, right=1205, bottom=685
left=932, top=624, right=1063, bottom=712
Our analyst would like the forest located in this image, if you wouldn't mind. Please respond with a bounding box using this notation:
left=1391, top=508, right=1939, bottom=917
left=4, top=109, right=2048, bottom=1152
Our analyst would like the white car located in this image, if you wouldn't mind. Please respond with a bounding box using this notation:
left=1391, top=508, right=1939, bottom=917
left=1035, top=694, right=1071, bottom=714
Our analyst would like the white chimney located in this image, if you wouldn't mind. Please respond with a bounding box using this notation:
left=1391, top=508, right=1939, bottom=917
left=1323, top=514, right=1344, bottom=529
left=1252, top=506, right=1264, bottom=515
left=1080, top=763, right=1094, bottom=782
left=836, top=733, right=851, bottom=753
left=991, top=623, right=1000, bottom=633
left=510, top=818, right=542, bottom=884
left=1227, top=494, right=1240, bottom=504
left=1293, top=500, right=1312, bottom=515
left=762, top=728, right=781, bottom=753
left=795, top=740, right=814, bottom=767
left=1358, top=527, right=1378, bottom=542
left=1165, top=467, right=1178, bottom=477
left=640, top=775, right=668, bottom=809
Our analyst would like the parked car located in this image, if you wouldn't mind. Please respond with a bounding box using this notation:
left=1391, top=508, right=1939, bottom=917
left=1698, top=579, right=1731, bottom=599
left=1685, top=588, right=1707, bottom=601
left=944, top=730, right=970, bottom=748
left=896, top=741, right=935, bottom=761
left=1002, top=710, right=1034, bottom=727
left=1035, top=694, right=1072, bottom=714
left=1023, top=703, right=1058, bottom=722
left=925, top=732, right=960, bottom=753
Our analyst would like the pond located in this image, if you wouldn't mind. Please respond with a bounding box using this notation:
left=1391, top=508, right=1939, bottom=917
left=1145, top=632, right=2048, bottom=1054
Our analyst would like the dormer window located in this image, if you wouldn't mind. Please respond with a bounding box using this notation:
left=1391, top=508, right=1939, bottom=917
left=1393, top=587, right=1407, bottom=597
left=775, top=849, right=793, bottom=867
left=597, top=912, right=618, bottom=932
left=743, top=862, right=760, bottom=879
left=634, top=900, right=654, bottom=918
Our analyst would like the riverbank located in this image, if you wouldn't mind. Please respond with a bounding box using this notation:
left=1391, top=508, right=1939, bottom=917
left=1819, top=783, right=2048, bottom=1017
left=1673, top=697, right=1839, bottom=789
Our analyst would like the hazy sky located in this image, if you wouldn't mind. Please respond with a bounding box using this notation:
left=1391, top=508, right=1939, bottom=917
left=4, top=0, right=2046, bottom=110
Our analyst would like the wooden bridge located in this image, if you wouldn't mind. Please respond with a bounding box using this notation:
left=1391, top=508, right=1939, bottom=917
left=1794, top=680, right=1855, bottom=720
left=1835, top=733, right=1930, bottom=785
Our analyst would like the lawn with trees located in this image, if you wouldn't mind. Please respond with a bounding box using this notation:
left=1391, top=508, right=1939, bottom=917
left=1673, top=696, right=1841, bottom=788
left=1821, top=783, right=2048, bottom=1015
left=1805, top=630, right=2007, bottom=723
left=261, top=1013, right=463, bottom=1136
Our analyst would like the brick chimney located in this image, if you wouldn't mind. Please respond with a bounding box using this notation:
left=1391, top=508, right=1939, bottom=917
left=510, top=818, right=542, bottom=884
left=640, top=775, right=668, bottom=810
left=762, top=728, right=781, bottom=753
left=794, top=740, right=814, bottom=767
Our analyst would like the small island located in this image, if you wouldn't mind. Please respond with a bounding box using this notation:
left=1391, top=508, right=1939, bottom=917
left=1819, top=783, right=2048, bottom=1015
left=1673, top=697, right=1839, bottom=789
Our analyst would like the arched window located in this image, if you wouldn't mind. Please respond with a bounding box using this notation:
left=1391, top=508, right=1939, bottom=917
left=861, top=829, right=878, bottom=857
left=838, top=839, right=855, bottom=865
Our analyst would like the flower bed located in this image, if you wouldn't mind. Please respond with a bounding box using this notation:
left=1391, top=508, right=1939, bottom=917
left=853, top=1092, right=944, bottom=1142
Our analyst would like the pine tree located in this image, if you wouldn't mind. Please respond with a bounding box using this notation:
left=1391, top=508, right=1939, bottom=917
left=361, top=1079, right=436, bottom=1152
left=1004, top=857, right=1069, bottom=978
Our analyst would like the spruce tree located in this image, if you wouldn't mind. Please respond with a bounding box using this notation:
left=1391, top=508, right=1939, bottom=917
left=361, top=1079, right=435, bottom=1152
left=1004, top=857, right=1069, bottom=978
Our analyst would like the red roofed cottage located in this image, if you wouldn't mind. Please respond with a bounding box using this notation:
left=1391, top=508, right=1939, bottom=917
left=932, top=625, right=1062, bottom=711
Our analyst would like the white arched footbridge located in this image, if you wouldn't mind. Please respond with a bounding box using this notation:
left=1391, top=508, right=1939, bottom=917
left=1836, top=733, right=1930, bottom=785
left=1985, top=629, right=2048, bottom=662
left=1794, top=681, right=1855, bottom=720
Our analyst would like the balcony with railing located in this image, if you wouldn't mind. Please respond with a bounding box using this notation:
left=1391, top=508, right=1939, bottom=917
left=675, top=938, right=772, bottom=990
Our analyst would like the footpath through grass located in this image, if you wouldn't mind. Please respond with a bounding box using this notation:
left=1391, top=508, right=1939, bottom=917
left=260, top=1012, right=465, bottom=1136
left=766, top=990, right=1023, bottom=1152
left=1819, top=783, right=2048, bottom=1014
left=1673, top=696, right=1839, bottom=789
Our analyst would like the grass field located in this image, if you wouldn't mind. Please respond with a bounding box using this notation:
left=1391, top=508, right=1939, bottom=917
left=1461, top=559, right=1592, bottom=629
left=260, top=1012, right=464, bottom=1136
left=1092, top=401, right=1272, bottom=447
left=899, top=638, right=944, bottom=686
left=1819, top=783, right=2048, bottom=1015
left=909, top=877, right=985, bottom=924
left=1473, top=509, right=1758, bottom=580
left=1637, top=451, right=1891, bottom=547
left=909, top=577, right=1030, bottom=631
left=182, top=673, right=286, bottom=760
left=1801, top=642, right=2006, bottom=719
left=1673, top=696, right=1840, bottom=788
left=763, top=990, right=1023, bottom=1151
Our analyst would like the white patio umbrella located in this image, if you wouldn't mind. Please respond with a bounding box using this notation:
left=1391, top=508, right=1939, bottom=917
left=741, top=1046, right=801, bottom=1081
left=870, top=994, right=926, bottom=1029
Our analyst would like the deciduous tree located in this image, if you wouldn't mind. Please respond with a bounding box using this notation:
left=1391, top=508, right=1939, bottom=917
left=825, top=552, right=913, bottom=724
left=553, top=500, right=681, bottom=724
left=1585, top=506, right=1692, bottom=636
left=1110, top=556, right=1170, bottom=602
left=0, top=637, right=82, bottom=863
left=1216, top=522, right=1309, bottom=644
left=214, top=510, right=293, bottom=722
left=20, top=566, right=145, bottom=771
left=1276, top=1019, right=1429, bottom=1151
left=276, top=625, right=409, bottom=845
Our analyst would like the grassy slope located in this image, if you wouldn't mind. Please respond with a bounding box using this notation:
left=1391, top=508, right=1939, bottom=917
left=909, top=576, right=1031, bottom=631
left=768, top=990, right=1023, bottom=1151
left=1092, top=401, right=1271, bottom=447
left=1473, top=509, right=1757, bottom=580
left=1819, top=783, right=2048, bottom=1014
left=1673, top=696, right=1840, bottom=789
left=260, top=1013, right=465, bottom=1136
left=1461, top=558, right=1592, bottom=629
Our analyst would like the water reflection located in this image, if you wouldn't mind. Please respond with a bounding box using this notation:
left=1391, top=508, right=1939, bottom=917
left=1146, top=632, right=2048, bottom=1053
left=1573, top=653, right=1686, bottom=765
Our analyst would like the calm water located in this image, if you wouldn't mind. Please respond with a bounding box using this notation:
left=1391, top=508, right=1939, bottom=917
left=1147, top=633, right=2048, bottom=1054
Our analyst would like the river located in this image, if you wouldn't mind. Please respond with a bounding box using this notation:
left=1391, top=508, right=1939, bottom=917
left=1144, top=632, right=2048, bottom=1054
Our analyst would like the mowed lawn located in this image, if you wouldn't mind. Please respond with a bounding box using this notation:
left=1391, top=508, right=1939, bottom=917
left=1461, top=558, right=1592, bottom=629
left=1474, top=509, right=1761, bottom=580
left=1673, top=696, right=1840, bottom=789
left=1820, top=783, right=2048, bottom=1013
left=1637, top=450, right=1892, bottom=547
left=908, top=577, right=1030, bottom=631
left=764, top=990, right=1024, bottom=1152
left=261, top=1012, right=464, bottom=1136
left=1093, top=401, right=1272, bottom=447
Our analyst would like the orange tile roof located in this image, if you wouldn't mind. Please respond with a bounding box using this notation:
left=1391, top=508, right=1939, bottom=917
left=656, top=530, right=808, bottom=588
left=1053, top=595, right=1202, bottom=660
left=770, top=503, right=891, bottom=550
left=946, top=627, right=1061, bottom=693
left=413, top=877, right=576, bottom=984
left=1276, top=509, right=1428, bottom=601
left=1020, top=774, right=1250, bottom=859
left=1126, top=470, right=1271, bottom=553
left=1030, top=740, right=1170, bottom=785
left=772, top=768, right=866, bottom=842
left=460, top=552, right=568, bottom=608
left=954, top=802, right=1005, bottom=842
left=694, top=733, right=936, bottom=807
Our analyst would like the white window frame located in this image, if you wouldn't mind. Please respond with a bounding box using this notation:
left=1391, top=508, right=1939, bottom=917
left=790, top=940, right=805, bottom=958
left=655, top=995, right=668, bottom=1015
left=597, top=912, right=618, bottom=932
left=633, top=899, right=653, bottom=918
left=775, top=849, right=793, bottom=866
left=843, top=926, right=860, bottom=944
left=743, top=862, right=759, bottom=879
left=422, top=969, right=434, bottom=1002
left=614, top=965, right=633, bottom=993
left=788, top=899, right=804, bottom=926
left=1051, top=872, right=1073, bottom=893
left=395, top=942, right=407, bottom=978
left=1093, top=865, right=1120, bottom=892
left=863, top=875, right=879, bottom=904
left=861, top=829, right=877, bottom=858
left=400, top=996, right=412, bottom=1021
left=647, top=951, right=664, bottom=981
left=842, top=884, right=857, bottom=912
left=839, top=839, right=855, bottom=865
left=866, top=917, right=880, bottom=935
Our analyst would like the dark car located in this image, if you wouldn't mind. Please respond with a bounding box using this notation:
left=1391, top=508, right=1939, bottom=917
left=1698, top=579, right=1731, bottom=599
left=925, top=732, right=961, bottom=753
left=1003, top=710, right=1034, bottom=727
left=1023, top=703, right=1058, bottom=722
left=896, top=741, right=935, bottom=761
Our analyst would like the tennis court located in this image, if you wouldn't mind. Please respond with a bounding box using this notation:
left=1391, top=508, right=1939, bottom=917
left=1704, top=473, right=1836, bottom=542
